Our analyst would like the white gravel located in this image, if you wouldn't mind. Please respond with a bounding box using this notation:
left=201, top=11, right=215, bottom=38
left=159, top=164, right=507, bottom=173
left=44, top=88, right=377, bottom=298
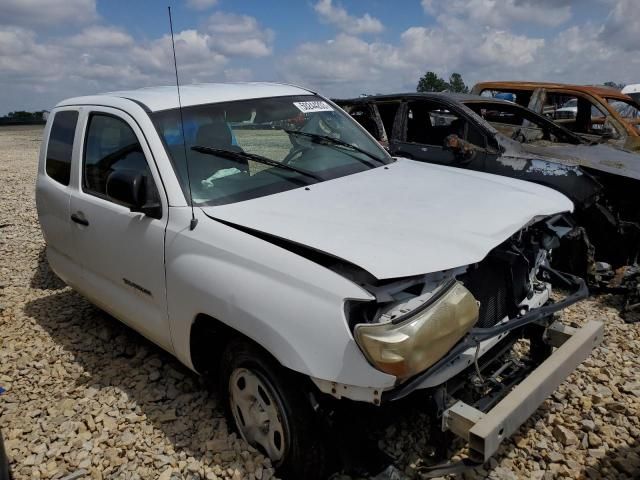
left=0, top=125, right=639, bottom=480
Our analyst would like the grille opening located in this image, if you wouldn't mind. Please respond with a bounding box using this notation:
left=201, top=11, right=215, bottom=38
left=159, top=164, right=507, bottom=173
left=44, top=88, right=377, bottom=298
left=461, top=257, right=514, bottom=328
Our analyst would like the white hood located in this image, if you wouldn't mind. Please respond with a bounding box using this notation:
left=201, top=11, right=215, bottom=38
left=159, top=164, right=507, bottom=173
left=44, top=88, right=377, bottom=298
left=203, top=158, right=573, bottom=279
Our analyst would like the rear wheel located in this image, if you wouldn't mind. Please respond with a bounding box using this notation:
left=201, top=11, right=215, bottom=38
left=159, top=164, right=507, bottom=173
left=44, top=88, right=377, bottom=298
left=220, top=340, right=327, bottom=480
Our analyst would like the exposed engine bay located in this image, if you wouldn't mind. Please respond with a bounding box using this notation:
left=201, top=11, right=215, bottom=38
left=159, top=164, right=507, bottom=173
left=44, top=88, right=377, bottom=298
left=338, top=215, right=578, bottom=394
left=347, top=215, right=568, bottom=332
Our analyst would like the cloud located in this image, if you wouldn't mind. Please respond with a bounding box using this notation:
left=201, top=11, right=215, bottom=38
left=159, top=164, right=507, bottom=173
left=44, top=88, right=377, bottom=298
left=0, top=14, right=269, bottom=113
left=186, top=0, right=218, bottom=11
left=281, top=7, right=546, bottom=97
left=314, top=0, right=384, bottom=34
left=476, top=30, right=544, bottom=66
left=205, top=12, right=274, bottom=57
left=422, top=0, right=572, bottom=27
left=282, top=34, right=406, bottom=90
left=0, top=0, right=97, bottom=26
left=1, top=0, right=640, bottom=115
left=599, top=0, right=640, bottom=51
left=67, top=26, right=134, bottom=48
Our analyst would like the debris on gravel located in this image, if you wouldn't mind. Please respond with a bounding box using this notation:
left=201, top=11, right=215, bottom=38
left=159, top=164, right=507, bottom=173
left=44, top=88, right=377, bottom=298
left=1, top=125, right=639, bottom=479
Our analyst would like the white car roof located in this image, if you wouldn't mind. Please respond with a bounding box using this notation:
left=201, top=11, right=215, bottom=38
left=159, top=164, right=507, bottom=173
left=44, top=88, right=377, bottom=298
left=55, top=82, right=315, bottom=112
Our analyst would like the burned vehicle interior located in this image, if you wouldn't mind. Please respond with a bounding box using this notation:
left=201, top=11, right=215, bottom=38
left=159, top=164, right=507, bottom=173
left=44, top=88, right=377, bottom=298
left=477, top=85, right=640, bottom=146
left=337, top=95, right=640, bottom=319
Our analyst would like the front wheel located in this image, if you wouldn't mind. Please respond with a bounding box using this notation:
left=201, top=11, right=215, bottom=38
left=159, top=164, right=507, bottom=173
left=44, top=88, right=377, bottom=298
left=219, top=340, right=327, bottom=480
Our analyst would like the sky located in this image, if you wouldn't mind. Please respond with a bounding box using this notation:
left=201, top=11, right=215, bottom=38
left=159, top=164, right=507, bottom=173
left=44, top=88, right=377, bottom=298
left=1, top=0, right=639, bottom=115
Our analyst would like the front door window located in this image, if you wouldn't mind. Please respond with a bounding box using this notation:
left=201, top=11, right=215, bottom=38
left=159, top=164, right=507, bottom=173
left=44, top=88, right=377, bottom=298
left=83, top=114, right=159, bottom=207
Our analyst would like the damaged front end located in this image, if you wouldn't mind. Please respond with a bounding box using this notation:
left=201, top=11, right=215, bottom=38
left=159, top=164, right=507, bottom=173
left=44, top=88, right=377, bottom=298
left=475, top=141, right=640, bottom=318
left=345, top=216, right=600, bottom=473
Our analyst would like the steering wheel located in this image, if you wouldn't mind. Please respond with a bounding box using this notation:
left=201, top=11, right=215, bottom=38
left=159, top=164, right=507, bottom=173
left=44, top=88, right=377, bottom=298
left=282, top=146, right=308, bottom=165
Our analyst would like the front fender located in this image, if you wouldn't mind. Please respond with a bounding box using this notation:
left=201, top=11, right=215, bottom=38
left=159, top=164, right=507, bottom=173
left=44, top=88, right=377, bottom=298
left=165, top=207, right=396, bottom=390
left=487, top=153, right=602, bottom=207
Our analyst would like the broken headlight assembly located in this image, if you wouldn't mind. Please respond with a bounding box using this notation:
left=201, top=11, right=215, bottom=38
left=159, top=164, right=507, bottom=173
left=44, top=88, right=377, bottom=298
left=354, top=280, right=479, bottom=380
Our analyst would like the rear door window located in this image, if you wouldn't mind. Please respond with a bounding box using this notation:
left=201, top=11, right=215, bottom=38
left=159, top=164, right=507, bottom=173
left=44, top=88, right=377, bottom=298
left=46, top=110, right=79, bottom=185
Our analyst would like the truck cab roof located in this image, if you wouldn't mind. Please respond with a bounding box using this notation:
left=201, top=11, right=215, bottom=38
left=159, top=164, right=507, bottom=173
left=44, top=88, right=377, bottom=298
left=55, top=82, right=314, bottom=112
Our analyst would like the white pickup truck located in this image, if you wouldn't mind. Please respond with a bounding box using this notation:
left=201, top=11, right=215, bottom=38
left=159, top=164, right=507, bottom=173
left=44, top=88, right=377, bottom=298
left=36, top=83, right=602, bottom=479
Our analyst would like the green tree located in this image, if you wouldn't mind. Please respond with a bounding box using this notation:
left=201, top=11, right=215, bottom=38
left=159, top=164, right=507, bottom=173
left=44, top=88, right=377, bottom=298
left=448, top=73, right=469, bottom=93
left=417, top=71, right=449, bottom=92
left=7, top=111, right=35, bottom=120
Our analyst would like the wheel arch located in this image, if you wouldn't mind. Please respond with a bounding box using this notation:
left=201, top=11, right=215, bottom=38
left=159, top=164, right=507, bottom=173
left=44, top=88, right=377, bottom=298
left=188, top=312, right=305, bottom=377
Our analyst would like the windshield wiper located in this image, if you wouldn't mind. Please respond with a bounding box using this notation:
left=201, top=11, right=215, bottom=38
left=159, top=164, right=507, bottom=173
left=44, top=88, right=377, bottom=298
left=284, top=130, right=386, bottom=166
left=190, top=146, right=323, bottom=182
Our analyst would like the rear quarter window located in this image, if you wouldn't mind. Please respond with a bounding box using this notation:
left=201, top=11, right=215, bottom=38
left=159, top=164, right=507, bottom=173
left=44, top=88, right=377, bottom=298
left=46, top=110, right=79, bottom=185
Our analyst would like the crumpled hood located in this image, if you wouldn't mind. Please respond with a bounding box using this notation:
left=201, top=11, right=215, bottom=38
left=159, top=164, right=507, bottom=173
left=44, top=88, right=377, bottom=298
left=504, top=138, right=640, bottom=181
left=203, top=158, right=573, bottom=280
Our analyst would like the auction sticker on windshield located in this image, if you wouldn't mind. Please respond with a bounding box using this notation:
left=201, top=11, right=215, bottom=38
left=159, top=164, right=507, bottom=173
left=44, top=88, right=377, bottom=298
left=293, top=101, right=334, bottom=113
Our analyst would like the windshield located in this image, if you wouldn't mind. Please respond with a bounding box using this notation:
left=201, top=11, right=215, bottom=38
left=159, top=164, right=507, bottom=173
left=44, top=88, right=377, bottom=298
left=152, top=95, right=390, bottom=206
left=462, top=100, right=582, bottom=145
left=606, top=98, right=640, bottom=132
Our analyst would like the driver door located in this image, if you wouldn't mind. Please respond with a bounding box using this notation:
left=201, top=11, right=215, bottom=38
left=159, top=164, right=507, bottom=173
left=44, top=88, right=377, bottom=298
left=69, top=107, right=172, bottom=351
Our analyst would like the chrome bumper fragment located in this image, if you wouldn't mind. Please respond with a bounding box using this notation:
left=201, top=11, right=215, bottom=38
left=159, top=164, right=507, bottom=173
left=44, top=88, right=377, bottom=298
left=442, top=319, right=603, bottom=462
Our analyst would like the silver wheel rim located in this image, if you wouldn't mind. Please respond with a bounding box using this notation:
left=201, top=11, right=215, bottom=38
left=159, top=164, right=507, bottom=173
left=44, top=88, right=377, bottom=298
left=229, top=367, right=287, bottom=462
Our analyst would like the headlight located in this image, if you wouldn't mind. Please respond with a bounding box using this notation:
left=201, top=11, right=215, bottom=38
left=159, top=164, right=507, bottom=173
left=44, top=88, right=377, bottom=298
left=354, top=282, right=479, bottom=379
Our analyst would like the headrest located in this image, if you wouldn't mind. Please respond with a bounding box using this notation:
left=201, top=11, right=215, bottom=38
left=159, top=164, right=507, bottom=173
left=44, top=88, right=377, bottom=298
left=195, top=121, right=233, bottom=147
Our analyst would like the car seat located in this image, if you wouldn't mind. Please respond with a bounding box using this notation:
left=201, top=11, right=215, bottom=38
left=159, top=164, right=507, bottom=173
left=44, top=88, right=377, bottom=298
left=189, top=121, right=248, bottom=184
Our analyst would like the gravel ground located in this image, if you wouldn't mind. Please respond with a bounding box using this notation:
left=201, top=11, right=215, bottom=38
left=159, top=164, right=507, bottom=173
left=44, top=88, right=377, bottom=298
left=0, top=125, right=639, bottom=480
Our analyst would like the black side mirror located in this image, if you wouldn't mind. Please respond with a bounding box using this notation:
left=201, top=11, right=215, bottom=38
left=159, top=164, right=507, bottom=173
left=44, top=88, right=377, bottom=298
left=106, top=169, right=162, bottom=219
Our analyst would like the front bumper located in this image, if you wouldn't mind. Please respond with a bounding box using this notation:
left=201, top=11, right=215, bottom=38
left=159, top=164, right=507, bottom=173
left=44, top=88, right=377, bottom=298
left=442, top=319, right=603, bottom=463
left=383, top=266, right=588, bottom=402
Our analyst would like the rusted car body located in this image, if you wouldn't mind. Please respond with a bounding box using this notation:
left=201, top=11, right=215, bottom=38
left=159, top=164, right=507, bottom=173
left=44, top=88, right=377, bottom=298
left=471, top=82, right=640, bottom=151
left=335, top=93, right=640, bottom=303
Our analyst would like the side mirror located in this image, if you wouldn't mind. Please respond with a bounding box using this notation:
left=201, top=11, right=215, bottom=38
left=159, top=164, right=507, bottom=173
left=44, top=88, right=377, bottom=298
left=444, top=134, right=475, bottom=160
left=106, top=170, right=162, bottom=219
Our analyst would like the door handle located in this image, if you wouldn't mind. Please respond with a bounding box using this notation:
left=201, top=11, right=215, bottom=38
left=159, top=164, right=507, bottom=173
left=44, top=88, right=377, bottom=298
left=70, top=213, right=89, bottom=226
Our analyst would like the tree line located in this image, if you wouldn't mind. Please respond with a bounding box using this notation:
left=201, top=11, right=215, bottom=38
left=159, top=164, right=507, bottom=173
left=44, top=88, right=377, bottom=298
left=416, top=72, right=469, bottom=93
left=0, top=111, right=48, bottom=125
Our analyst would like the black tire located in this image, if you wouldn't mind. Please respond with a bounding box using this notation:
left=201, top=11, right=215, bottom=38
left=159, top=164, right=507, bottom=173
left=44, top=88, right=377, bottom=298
left=219, top=340, right=327, bottom=480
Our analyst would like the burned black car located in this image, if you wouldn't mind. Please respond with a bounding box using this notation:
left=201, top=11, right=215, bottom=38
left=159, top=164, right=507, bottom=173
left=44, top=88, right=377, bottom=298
left=336, top=93, right=640, bottom=311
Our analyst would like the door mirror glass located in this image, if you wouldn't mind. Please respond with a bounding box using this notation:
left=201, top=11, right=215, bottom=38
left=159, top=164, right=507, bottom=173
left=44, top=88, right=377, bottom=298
left=106, top=169, right=145, bottom=208
left=106, top=170, right=162, bottom=219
